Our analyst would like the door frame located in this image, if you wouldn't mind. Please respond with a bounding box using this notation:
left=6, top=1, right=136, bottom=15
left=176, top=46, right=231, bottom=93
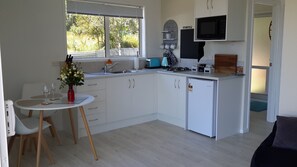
left=0, top=45, right=9, bottom=167
left=243, top=0, right=284, bottom=132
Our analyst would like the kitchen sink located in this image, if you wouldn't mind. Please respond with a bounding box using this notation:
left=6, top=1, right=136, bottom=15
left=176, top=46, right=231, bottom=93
left=110, top=70, right=132, bottom=74
left=85, top=69, right=145, bottom=76
left=84, top=72, right=112, bottom=75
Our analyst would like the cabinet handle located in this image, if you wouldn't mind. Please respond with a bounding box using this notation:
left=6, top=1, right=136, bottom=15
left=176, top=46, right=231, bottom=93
left=133, top=79, right=135, bottom=88
left=174, top=79, right=177, bottom=88
left=87, top=83, right=98, bottom=86
left=88, top=107, right=98, bottom=110
left=207, top=0, right=209, bottom=9
left=211, top=0, right=213, bottom=9
left=178, top=80, right=180, bottom=89
left=129, top=79, right=131, bottom=88
left=89, top=118, right=98, bottom=122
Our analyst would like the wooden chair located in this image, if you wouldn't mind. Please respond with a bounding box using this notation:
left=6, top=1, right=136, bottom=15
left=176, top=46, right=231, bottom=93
left=20, top=83, right=61, bottom=144
left=6, top=100, right=54, bottom=167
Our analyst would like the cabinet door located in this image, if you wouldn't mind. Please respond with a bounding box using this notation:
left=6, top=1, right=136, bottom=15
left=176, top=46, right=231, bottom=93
left=195, top=0, right=228, bottom=17
left=176, top=76, right=187, bottom=124
left=211, top=0, right=228, bottom=16
left=157, top=74, right=177, bottom=117
left=132, top=74, right=156, bottom=117
left=106, top=76, right=132, bottom=122
left=194, top=0, right=211, bottom=18
left=157, top=74, right=187, bottom=128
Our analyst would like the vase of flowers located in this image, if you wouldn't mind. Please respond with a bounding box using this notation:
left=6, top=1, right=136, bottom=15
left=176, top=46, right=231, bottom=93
left=58, top=55, right=84, bottom=103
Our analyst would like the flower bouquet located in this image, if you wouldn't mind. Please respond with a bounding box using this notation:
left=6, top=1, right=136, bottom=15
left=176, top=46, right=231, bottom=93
left=58, top=55, right=84, bottom=102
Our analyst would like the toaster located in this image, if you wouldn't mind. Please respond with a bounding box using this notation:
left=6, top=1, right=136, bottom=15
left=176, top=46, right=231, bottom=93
left=146, top=58, right=161, bottom=68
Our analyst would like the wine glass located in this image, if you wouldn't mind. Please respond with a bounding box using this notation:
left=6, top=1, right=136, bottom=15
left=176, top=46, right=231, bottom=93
left=43, top=85, right=50, bottom=105
left=50, top=83, right=56, bottom=100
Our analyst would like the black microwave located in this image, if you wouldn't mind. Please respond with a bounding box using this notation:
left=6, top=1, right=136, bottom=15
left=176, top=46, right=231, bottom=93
left=195, top=15, right=226, bottom=40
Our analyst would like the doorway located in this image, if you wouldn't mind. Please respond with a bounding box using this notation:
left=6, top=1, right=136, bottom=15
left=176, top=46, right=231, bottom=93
left=243, top=0, right=284, bottom=133
left=250, top=3, right=272, bottom=122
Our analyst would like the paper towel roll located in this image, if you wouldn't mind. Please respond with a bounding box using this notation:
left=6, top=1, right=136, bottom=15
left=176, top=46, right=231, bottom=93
left=134, top=57, right=139, bottom=70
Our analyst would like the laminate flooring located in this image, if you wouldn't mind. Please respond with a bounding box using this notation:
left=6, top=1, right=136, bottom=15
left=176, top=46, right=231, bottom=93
left=9, top=111, right=273, bottom=167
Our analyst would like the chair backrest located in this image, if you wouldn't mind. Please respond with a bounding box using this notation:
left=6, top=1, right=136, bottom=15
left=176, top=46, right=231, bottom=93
left=5, top=100, right=51, bottom=135
left=21, top=82, right=56, bottom=117
left=4, top=100, right=15, bottom=137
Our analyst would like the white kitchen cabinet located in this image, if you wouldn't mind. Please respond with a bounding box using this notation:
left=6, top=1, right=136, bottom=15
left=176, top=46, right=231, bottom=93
left=157, top=74, right=186, bottom=128
left=195, top=0, right=228, bottom=18
left=106, top=74, right=156, bottom=123
left=194, top=0, right=246, bottom=41
left=63, top=78, right=107, bottom=138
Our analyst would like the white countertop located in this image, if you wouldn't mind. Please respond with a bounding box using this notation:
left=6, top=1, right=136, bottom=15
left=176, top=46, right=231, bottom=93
left=84, top=69, right=244, bottom=80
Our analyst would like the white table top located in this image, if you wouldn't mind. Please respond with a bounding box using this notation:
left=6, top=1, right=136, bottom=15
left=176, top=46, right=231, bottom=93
left=14, top=94, right=94, bottom=111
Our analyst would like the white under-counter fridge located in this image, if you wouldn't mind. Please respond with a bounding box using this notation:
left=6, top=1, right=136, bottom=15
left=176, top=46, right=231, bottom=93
left=187, top=78, right=216, bottom=137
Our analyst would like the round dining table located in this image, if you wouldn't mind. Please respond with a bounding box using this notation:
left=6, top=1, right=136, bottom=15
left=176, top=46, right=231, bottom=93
left=14, top=94, right=98, bottom=167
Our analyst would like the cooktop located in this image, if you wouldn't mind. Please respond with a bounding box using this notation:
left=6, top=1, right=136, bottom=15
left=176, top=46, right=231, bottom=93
left=167, top=67, right=191, bottom=72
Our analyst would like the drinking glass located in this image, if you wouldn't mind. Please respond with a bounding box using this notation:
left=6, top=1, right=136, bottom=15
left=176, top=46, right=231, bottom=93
left=50, top=83, right=56, bottom=100
left=43, top=85, right=50, bottom=104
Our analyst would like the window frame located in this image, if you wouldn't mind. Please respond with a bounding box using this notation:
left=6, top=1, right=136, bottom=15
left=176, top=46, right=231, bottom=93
left=66, top=1, right=143, bottom=59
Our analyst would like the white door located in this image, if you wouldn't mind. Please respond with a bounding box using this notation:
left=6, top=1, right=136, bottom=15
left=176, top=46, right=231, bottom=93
left=0, top=46, right=9, bottom=167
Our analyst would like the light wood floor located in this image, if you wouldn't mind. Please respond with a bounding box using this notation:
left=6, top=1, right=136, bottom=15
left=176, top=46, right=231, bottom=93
left=9, top=111, right=273, bottom=167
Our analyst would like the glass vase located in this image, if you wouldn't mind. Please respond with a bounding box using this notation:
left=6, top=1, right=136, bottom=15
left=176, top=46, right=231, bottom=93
left=68, top=84, right=75, bottom=103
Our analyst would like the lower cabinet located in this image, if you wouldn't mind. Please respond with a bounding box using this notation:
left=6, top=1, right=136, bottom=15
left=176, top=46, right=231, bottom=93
left=64, top=74, right=157, bottom=138
left=106, top=74, right=157, bottom=123
left=157, top=74, right=187, bottom=128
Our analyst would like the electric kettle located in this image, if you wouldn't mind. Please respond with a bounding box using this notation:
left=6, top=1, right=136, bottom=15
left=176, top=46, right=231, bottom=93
left=161, top=57, right=169, bottom=67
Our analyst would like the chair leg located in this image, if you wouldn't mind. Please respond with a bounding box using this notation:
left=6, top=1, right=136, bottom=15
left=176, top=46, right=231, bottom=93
left=44, top=117, right=61, bottom=145
left=8, top=136, right=16, bottom=154
left=22, top=138, right=28, bottom=155
left=17, top=135, right=25, bottom=167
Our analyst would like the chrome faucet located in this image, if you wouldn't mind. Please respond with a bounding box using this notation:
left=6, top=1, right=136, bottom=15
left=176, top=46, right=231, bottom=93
left=103, top=62, right=119, bottom=73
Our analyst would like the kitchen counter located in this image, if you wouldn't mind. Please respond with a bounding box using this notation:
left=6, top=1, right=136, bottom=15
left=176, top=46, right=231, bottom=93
left=79, top=68, right=244, bottom=140
left=85, top=68, right=243, bottom=80
left=157, top=70, right=243, bottom=80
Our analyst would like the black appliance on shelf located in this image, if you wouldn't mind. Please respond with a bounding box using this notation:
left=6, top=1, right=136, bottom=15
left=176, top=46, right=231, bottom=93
left=180, top=29, right=205, bottom=62
left=195, top=15, right=226, bottom=40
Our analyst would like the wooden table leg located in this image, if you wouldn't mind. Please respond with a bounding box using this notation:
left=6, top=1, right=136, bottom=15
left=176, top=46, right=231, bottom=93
left=79, top=106, right=99, bottom=160
left=68, top=109, right=77, bottom=144
left=40, top=133, right=55, bottom=164
left=36, top=111, right=43, bottom=167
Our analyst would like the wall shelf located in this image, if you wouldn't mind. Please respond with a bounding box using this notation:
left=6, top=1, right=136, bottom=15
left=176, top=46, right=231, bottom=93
left=162, top=20, right=178, bottom=49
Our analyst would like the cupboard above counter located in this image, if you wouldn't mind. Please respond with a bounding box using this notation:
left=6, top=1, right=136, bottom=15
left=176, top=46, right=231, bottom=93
left=194, top=0, right=247, bottom=41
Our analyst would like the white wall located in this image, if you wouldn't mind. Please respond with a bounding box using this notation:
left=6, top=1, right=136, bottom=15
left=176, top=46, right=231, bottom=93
left=0, top=0, right=66, bottom=101
left=279, top=0, right=297, bottom=116
left=0, top=0, right=162, bottom=101
left=161, top=0, right=247, bottom=68
left=252, top=17, right=271, bottom=66
left=0, top=0, right=162, bottom=130
left=161, top=0, right=195, bottom=63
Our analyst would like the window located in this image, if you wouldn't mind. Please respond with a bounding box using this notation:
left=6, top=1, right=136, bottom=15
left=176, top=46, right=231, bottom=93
left=66, top=0, right=143, bottom=58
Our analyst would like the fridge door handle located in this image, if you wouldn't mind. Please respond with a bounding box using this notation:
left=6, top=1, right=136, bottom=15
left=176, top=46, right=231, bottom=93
left=174, top=79, right=177, bottom=88
left=188, top=83, right=193, bottom=92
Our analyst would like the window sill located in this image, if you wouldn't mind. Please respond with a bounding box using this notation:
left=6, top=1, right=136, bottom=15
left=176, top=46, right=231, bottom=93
left=73, top=56, right=146, bottom=62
